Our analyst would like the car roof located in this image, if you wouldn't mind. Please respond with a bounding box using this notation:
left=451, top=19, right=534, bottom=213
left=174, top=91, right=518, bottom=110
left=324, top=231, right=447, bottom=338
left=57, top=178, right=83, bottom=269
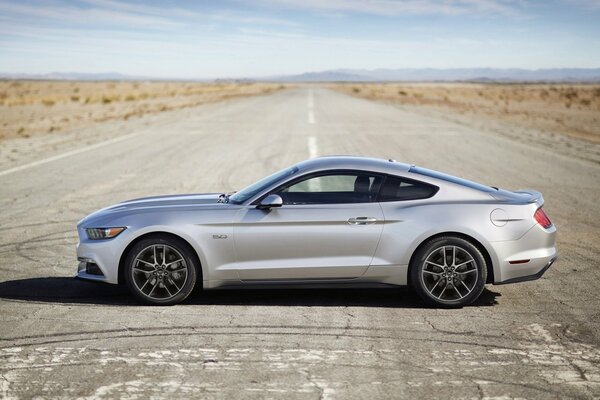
left=294, top=156, right=412, bottom=175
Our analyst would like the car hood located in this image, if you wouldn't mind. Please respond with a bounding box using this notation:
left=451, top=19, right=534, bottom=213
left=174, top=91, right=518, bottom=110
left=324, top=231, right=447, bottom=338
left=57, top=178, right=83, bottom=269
left=78, top=193, right=226, bottom=226
left=119, top=193, right=222, bottom=208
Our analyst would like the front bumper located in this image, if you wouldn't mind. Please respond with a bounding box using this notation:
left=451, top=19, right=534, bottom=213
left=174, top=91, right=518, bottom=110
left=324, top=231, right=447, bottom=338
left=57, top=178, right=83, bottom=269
left=76, top=227, right=132, bottom=285
left=490, top=223, right=557, bottom=284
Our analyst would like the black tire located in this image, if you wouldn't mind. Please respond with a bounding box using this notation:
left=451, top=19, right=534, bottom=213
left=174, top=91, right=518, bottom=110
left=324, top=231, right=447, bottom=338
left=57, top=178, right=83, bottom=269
left=124, top=235, right=198, bottom=305
left=410, top=236, right=487, bottom=308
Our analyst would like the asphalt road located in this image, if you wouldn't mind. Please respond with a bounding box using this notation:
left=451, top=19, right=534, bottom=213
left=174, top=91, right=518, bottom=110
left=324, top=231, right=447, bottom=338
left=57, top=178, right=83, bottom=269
left=1, top=88, right=599, bottom=399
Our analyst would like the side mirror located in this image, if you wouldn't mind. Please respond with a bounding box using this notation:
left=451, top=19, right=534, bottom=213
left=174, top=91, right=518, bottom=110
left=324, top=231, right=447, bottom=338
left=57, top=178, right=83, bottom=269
left=257, top=194, right=283, bottom=209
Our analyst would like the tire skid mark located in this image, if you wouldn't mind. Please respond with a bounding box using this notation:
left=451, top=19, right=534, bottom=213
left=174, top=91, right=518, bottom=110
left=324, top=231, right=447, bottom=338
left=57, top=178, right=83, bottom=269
left=0, top=220, right=74, bottom=232
left=0, top=324, right=512, bottom=346
left=0, top=328, right=579, bottom=358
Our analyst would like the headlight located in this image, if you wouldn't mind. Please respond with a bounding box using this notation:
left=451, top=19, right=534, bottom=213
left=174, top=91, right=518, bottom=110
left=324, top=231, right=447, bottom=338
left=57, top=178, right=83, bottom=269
left=86, top=227, right=126, bottom=240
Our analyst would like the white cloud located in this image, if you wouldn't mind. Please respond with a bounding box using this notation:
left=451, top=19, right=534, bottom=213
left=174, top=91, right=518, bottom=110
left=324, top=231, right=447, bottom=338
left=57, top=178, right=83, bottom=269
left=0, top=1, right=183, bottom=28
left=249, top=0, right=523, bottom=17
left=0, top=0, right=299, bottom=31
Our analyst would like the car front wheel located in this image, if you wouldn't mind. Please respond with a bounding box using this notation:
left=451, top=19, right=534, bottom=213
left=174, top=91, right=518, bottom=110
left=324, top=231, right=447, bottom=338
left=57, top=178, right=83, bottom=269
left=410, top=236, right=487, bottom=308
left=124, top=235, right=198, bottom=305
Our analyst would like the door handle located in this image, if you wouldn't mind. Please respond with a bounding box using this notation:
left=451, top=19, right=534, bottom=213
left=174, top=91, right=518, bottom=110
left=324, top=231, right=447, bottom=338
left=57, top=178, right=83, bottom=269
left=348, top=217, right=378, bottom=225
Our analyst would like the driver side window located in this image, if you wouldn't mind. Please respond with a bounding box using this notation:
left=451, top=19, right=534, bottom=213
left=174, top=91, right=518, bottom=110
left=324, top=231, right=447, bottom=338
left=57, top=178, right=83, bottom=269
left=276, top=172, right=382, bottom=205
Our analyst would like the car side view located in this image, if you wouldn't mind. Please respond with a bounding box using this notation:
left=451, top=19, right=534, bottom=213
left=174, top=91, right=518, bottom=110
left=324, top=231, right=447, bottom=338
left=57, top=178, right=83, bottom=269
left=76, top=156, right=557, bottom=307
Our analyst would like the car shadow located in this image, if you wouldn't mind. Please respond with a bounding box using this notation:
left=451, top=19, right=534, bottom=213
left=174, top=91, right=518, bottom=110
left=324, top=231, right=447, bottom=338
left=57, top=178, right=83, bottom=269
left=0, top=277, right=501, bottom=308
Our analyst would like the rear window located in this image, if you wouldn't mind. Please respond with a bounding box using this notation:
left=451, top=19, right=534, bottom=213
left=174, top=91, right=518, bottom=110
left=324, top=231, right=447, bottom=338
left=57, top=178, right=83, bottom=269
left=409, top=166, right=495, bottom=193
left=378, top=176, right=438, bottom=201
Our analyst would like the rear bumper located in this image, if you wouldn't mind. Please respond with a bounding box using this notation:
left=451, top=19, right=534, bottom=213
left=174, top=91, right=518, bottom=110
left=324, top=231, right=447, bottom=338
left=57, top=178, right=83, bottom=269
left=495, top=255, right=557, bottom=285
left=490, top=223, right=557, bottom=284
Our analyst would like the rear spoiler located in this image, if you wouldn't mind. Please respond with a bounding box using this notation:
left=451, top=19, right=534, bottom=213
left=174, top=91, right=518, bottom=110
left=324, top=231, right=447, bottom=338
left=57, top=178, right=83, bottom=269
left=490, top=189, right=544, bottom=207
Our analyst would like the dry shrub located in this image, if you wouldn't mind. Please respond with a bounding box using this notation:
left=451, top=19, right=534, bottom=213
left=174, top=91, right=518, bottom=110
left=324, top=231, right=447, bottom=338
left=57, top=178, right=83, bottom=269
left=563, top=89, right=578, bottom=100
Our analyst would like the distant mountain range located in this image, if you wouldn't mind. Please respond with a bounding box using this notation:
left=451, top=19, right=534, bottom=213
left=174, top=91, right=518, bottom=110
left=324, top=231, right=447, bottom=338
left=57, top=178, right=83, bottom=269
left=1, top=68, right=600, bottom=82
left=0, top=72, right=154, bottom=81
left=277, top=68, right=600, bottom=82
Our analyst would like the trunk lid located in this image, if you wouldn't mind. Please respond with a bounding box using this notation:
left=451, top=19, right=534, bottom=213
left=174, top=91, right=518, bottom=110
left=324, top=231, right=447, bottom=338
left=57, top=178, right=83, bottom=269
left=490, top=188, right=544, bottom=207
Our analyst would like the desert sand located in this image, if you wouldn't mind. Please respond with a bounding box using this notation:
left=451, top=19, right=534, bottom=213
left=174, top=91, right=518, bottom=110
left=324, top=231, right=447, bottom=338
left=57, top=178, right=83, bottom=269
left=333, top=83, right=600, bottom=144
left=0, top=80, right=284, bottom=141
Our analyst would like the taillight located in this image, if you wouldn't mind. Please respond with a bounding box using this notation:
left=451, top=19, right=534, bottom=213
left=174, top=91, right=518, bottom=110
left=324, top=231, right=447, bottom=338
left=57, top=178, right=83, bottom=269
left=534, top=208, right=552, bottom=229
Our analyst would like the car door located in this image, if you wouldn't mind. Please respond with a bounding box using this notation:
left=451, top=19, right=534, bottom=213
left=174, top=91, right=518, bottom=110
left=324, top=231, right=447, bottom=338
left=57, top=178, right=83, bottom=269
left=233, top=171, right=385, bottom=281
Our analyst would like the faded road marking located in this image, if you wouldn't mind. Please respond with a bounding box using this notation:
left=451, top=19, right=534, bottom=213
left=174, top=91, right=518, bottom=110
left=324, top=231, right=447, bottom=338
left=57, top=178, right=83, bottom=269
left=308, top=89, right=315, bottom=124
left=308, top=136, right=318, bottom=159
left=0, top=131, right=144, bottom=177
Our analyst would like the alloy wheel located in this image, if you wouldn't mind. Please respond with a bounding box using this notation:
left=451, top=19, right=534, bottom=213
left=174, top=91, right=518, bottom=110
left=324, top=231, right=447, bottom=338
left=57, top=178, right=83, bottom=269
left=421, top=245, right=479, bottom=302
left=131, top=244, right=188, bottom=300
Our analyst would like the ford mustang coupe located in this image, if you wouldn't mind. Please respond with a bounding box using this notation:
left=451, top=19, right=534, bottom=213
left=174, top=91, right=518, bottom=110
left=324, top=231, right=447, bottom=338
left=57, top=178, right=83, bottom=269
left=76, top=156, right=557, bottom=307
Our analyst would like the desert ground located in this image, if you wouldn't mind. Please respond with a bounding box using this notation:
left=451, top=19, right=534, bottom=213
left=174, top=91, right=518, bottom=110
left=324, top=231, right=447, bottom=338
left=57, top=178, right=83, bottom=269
left=0, top=82, right=599, bottom=399
left=333, top=83, right=600, bottom=164
left=0, top=80, right=285, bottom=141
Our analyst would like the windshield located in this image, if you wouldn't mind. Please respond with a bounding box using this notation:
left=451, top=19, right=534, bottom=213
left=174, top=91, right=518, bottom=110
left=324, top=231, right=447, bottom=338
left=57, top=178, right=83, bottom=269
left=229, top=166, right=299, bottom=204
left=409, top=166, right=496, bottom=193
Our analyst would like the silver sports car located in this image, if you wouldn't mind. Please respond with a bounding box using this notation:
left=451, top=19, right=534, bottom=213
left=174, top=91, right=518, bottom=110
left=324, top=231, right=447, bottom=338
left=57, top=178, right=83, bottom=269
left=76, top=156, right=557, bottom=307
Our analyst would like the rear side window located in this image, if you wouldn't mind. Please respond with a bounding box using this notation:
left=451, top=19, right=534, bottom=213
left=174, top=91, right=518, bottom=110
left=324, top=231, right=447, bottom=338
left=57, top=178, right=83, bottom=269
left=409, top=166, right=495, bottom=193
left=378, top=176, right=438, bottom=202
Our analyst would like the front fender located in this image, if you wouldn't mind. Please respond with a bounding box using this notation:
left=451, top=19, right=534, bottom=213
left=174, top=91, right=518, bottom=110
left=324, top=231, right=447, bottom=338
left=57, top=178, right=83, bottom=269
left=119, top=225, right=211, bottom=282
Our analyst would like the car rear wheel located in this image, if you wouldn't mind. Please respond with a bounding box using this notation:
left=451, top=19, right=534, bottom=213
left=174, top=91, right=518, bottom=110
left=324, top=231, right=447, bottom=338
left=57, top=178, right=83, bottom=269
left=124, top=235, right=198, bottom=305
left=410, top=236, right=487, bottom=308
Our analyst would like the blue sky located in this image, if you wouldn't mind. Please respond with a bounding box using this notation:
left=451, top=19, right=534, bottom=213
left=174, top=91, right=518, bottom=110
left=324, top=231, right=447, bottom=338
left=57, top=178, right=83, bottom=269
left=1, top=0, right=599, bottom=78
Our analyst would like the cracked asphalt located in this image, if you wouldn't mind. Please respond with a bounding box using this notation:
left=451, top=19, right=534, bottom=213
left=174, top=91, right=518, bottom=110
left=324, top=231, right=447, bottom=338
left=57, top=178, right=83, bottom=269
left=1, top=87, right=599, bottom=399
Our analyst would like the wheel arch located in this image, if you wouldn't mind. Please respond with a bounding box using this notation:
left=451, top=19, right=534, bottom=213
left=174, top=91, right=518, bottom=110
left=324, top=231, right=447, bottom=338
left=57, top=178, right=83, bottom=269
left=407, top=231, right=495, bottom=284
left=118, top=231, right=204, bottom=285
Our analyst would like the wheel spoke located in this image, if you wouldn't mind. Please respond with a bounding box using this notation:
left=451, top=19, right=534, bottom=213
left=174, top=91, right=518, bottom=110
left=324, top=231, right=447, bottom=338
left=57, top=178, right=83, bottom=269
left=133, top=267, right=152, bottom=273
left=423, top=270, right=442, bottom=276
left=162, top=245, right=168, bottom=264
left=163, top=281, right=173, bottom=297
left=136, top=258, right=155, bottom=268
left=167, top=277, right=181, bottom=291
left=425, top=260, right=444, bottom=270
left=148, top=281, right=159, bottom=297
left=139, top=276, right=153, bottom=292
left=455, top=259, right=474, bottom=268
left=461, top=280, right=473, bottom=294
left=153, top=245, right=158, bottom=264
left=165, top=258, right=184, bottom=268
left=452, top=246, right=456, bottom=266
left=455, top=269, right=477, bottom=275
left=453, top=285, right=464, bottom=299
left=437, top=285, right=448, bottom=299
left=429, top=278, right=443, bottom=293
